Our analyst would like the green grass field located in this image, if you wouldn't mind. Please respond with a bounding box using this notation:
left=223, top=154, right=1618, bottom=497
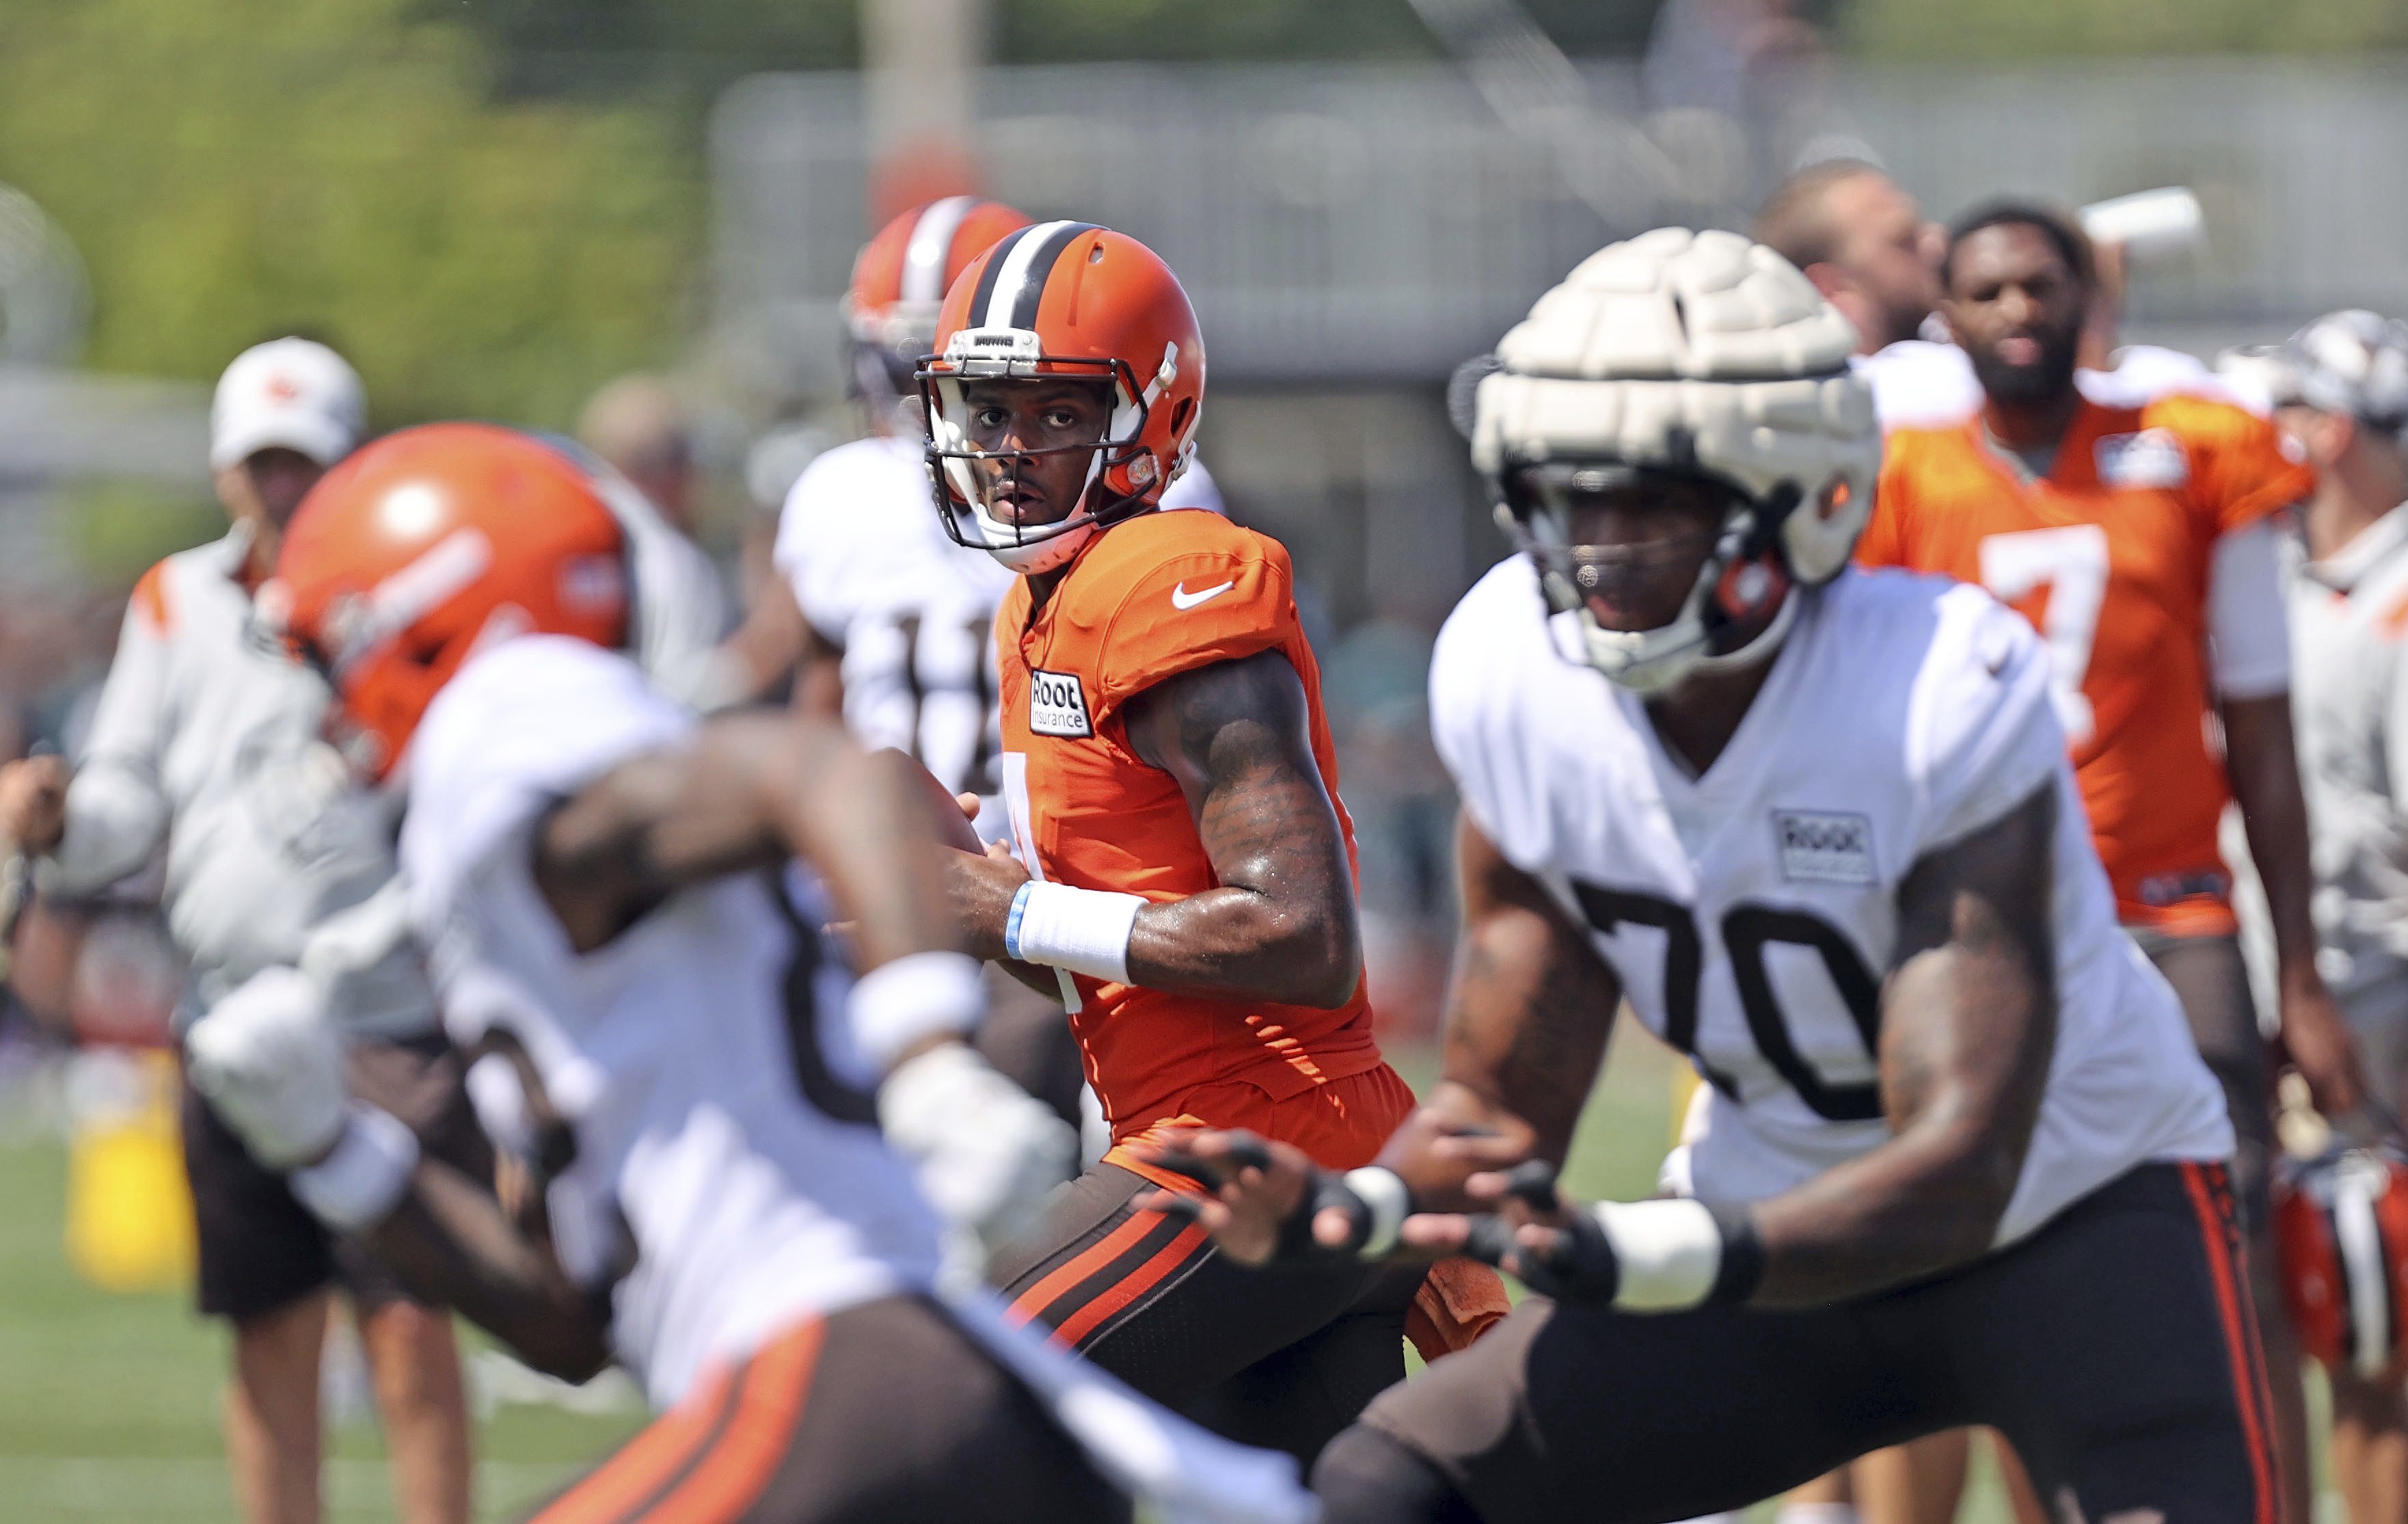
left=0, top=1023, right=2274, bottom=1521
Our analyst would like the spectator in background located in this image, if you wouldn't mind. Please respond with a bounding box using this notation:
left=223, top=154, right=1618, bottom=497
left=1754, top=159, right=1972, bottom=430
left=577, top=373, right=699, bottom=535
left=0, top=338, right=478, bottom=1524
left=574, top=372, right=839, bottom=712
left=570, top=373, right=742, bottom=710
left=2267, top=310, right=2408, bottom=1524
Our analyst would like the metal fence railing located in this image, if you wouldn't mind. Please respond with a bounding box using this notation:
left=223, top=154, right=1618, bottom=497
left=709, top=54, right=2408, bottom=397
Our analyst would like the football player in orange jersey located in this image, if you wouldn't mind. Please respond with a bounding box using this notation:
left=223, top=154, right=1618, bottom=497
left=1858, top=201, right=2366, bottom=1524
left=917, top=222, right=1504, bottom=1462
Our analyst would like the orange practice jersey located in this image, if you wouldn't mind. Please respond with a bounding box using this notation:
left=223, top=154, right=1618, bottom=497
left=993, top=508, right=1398, bottom=1160
left=1858, top=395, right=2312, bottom=933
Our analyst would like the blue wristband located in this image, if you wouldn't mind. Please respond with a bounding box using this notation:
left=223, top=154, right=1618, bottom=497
left=1003, top=880, right=1035, bottom=962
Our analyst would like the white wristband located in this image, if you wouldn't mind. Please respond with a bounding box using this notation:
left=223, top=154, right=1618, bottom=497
left=1005, top=881, right=1146, bottom=985
left=1593, top=1197, right=1724, bottom=1311
left=290, top=1106, right=420, bottom=1233
left=1344, top=1167, right=1411, bottom=1260
left=849, top=951, right=987, bottom=1073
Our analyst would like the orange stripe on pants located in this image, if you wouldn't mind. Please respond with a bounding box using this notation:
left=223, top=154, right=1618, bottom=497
left=1051, top=1220, right=1210, bottom=1348
left=528, top=1365, right=741, bottom=1524
left=2180, top=1161, right=2280, bottom=1524
left=647, top=1318, right=827, bottom=1524
left=1005, top=1209, right=1168, bottom=1328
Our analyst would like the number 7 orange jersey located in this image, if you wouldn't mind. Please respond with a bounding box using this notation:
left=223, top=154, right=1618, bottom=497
left=992, top=507, right=1394, bottom=1149
left=1858, top=394, right=2312, bottom=933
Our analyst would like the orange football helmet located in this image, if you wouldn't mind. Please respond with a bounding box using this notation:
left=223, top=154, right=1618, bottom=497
left=846, top=196, right=1032, bottom=405
left=2274, top=1146, right=2408, bottom=1382
left=917, top=222, right=1206, bottom=574
left=269, top=422, right=630, bottom=780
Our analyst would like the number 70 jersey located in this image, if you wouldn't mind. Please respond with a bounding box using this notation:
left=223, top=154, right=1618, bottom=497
left=1429, top=559, right=2231, bottom=1248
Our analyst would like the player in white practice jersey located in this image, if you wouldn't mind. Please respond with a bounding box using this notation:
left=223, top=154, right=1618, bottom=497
left=1148, top=231, right=2271, bottom=1524
left=180, top=423, right=1312, bottom=1524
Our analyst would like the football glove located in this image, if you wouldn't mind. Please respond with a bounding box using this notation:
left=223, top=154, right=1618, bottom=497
left=1463, top=1160, right=1764, bottom=1311
left=185, top=965, right=348, bottom=1171
left=1156, top=1136, right=1413, bottom=1262
left=879, top=1041, right=1079, bottom=1256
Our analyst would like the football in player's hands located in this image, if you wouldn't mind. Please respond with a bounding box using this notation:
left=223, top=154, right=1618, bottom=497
left=185, top=965, right=349, bottom=1171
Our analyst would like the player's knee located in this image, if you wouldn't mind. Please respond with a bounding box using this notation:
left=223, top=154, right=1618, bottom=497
left=1311, top=1423, right=1480, bottom=1524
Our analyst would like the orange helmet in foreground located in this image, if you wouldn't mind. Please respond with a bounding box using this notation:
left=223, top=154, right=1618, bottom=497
left=847, top=196, right=1032, bottom=405
left=918, top=222, right=1205, bottom=574
left=2274, top=1146, right=2408, bottom=1382
left=269, top=423, right=629, bottom=779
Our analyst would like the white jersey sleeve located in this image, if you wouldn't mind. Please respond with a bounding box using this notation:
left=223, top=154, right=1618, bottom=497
left=402, top=637, right=694, bottom=936
left=1907, top=587, right=2068, bottom=850
left=49, top=594, right=175, bottom=897
left=2206, top=518, right=2292, bottom=701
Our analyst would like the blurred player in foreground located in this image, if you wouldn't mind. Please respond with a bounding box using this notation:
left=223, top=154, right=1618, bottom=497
left=1154, top=230, right=2267, bottom=1523
left=182, top=423, right=1312, bottom=1524
left=2262, top=310, right=2408, bottom=1522
left=0, top=339, right=476, bottom=1524
left=919, top=222, right=1504, bottom=1460
left=1859, top=202, right=2358, bottom=1524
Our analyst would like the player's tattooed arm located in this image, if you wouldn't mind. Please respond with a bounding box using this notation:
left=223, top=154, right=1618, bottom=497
left=1383, top=812, right=1620, bottom=1206
left=1102, top=647, right=1364, bottom=1007
left=1743, top=779, right=2059, bottom=1306
left=533, top=712, right=960, bottom=968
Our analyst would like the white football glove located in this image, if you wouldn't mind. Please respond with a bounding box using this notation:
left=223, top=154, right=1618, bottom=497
left=879, top=1041, right=1078, bottom=1257
left=185, top=965, right=348, bottom=1171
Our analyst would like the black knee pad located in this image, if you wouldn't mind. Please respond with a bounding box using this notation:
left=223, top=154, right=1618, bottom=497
left=1311, top=1423, right=1483, bottom=1524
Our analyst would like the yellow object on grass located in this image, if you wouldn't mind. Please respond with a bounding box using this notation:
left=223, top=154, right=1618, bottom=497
left=63, top=1047, right=195, bottom=1293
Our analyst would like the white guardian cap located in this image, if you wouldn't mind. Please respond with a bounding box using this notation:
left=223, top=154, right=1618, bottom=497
left=1472, top=228, right=1880, bottom=693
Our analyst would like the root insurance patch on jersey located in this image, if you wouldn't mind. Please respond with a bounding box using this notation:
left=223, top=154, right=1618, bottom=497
left=1027, top=669, right=1094, bottom=737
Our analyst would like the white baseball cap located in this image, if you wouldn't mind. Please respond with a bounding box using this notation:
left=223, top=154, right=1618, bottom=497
left=210, top=337, right=366, bottom=471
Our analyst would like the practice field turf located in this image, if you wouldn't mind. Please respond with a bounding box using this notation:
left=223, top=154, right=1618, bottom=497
left=0, top=1024, right=2201, bottom=1521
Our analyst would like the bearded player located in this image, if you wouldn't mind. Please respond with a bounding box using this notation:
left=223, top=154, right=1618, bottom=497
left=179, top=423, right=1314, bottom=1524
left=1153, top=230, right=2272, bottom=1523
left=917, top=222, right=1504, bottom=1461
left=1858, top=201, right=2362, bottom=1523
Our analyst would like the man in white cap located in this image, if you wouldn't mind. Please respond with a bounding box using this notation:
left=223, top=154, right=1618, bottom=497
left=0, top=338, right=477, bottom=1524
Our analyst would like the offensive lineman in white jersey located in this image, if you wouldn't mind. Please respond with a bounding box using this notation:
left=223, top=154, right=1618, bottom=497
left=178, top=423, right=1311, bottom=1524
left=1149, top=231, right=2271, bottom=1522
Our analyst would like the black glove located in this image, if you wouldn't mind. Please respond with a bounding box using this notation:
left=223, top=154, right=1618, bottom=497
left=1462, top=1160, right=1621, bottom=1302
left=1153, top=1134, right=1394, bottom=1262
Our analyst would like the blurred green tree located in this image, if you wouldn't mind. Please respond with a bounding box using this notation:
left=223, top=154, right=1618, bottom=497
left=0, top=0, right=699, bottom=429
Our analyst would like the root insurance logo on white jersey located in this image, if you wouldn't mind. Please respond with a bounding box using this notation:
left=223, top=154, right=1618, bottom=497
left=1029, top=669, right=1094, bottom=738
left=1774, top=810, right=1876, bottom=885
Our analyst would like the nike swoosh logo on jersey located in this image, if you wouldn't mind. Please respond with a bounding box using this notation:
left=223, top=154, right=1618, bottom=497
left=1171, top=579, right=1236, bottom=611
